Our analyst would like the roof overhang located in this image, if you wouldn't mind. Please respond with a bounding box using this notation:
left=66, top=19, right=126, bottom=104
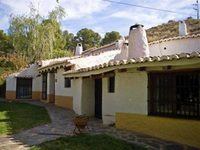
left=39, top=62, right=74, bottom=73
left=63, top=52, right=200, bottom=78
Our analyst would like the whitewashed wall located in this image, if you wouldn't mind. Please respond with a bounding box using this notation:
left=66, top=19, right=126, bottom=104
left=6, top=77, right=16, bottom=91
left=47, top=73, right=55, bottom=95
left=32, top=76, right=41, bottom=92
left=102, top=71, right=148, bottom=125
left=72, top=78, right=82, bottom=115
left=55, top=68, right=83, bottom=114
left=55, top=69, right=70, bottom=96
left=81, top=78, right=95, bottom=116
left=149, top=37, right=200, bottom=56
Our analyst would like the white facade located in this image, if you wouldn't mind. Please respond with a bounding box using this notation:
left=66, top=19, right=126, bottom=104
left=55, top=69, right=68, bottom=96
left=6, top=64, right=41, bottom=97
left=72, top=78, right=82, bottom=115
left=6, top=76, right=16, bottom=91
left=81, top=78, right=95, bottom=116
left=149, top=37, right=200, bottom=56
left=102, top=71, right=148, bottom=124
left=47, top=73, right=55, bottom=96
left=32, top=76, right=41, bottom=92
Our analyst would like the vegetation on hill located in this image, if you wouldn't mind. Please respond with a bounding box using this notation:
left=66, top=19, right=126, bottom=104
left=146, top=18, right=200, bottom=42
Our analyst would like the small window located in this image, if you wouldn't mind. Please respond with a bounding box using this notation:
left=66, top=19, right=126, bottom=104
left=108, top=76, right=115, bottom=93
left=64, top=78, right=71, bottom=88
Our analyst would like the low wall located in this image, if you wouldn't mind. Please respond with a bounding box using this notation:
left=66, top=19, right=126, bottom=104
left=5, top=91, right=16, bottom=100
left=32, top=91, right=41, bottom=100
left=116, top=112, right=200, bottom=148
left=47, top=94, right=55, bottom=103
left=55, top=95, right=73, bottom=110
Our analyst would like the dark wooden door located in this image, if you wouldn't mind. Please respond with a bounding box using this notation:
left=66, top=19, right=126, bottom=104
left=95, top=78, right=102, bottom=119
left=16, top=78, right=32, bottom=99
left=42, top=73, right=47, bottom=100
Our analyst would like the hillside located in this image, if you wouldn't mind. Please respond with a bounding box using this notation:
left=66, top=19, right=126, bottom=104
left=146, top=18, right=200, bottom=42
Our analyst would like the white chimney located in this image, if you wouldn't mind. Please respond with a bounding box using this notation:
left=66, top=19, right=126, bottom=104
left=128, top=24, right=149, bottom=59
left=75, top=43, right=83, bottom=56
left=114, top=39, right=128, bottom=60
left=179, top=21, right=188, bottom=36
left=115, top=37, right=125, bottom=49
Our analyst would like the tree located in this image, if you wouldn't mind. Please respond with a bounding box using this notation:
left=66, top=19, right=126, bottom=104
left=9, top=5, right=67, bottom=63
left=0, top=30, right=14, bottom=53
left=101, top=31, right=121, bottom=46
left=63, top=30, right=76, bottom=51
left=74, top=28, right=101, bottom=50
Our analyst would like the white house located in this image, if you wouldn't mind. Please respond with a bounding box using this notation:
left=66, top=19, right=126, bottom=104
left=5, top=21, right=200, bottom=148
left=6, top=23, right=200, bottom=125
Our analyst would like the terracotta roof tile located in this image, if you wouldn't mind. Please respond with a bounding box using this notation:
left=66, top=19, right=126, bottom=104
left=63, top=52, right=200, bottom=75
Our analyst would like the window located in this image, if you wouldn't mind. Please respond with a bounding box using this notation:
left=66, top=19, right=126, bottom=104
left=108, top=76, right=115, bottom=93
left=16, top=78, right=32, bottom=99
left=42, top=73, right=47, bottom=100
left=148, top=71, right=200, bottom=119
left=65, top=78, right=71, bottom=88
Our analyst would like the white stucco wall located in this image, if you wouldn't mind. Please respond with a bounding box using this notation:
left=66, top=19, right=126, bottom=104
left=72, top=78, right=82, bottom=115
left=32, top=76, right=41, bottom=92
left=102, top=71, right=148, bottom=125
left=6, top=77, right=16, bottom=91
left=47, top=73, right=55, bottom=95
left=54, top=68, right=83, bottom=115
left=149, top=37, right=200, bottom=56
left=55, top=69, right=69, bottom=96
left=7, top=76, right=40, bottom=92
left=81, top=78, right=95, bottom=116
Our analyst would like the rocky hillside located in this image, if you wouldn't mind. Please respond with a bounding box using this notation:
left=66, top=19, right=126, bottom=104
left=146, top=18, right=200, bottom=42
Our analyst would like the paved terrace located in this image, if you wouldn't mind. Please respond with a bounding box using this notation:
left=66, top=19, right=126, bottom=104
left=0, top=99, right=199, bottom=150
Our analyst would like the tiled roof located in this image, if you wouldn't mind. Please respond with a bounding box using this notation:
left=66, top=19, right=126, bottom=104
left=8, top=64, right=39, bottom=78
left=38, top=49, right=120, bottom=72
left=63, top=52, right=200, bottom=76
left=38, top=33, right=200, bottom=72
left=38, top=56, right=80, bottom=71
left=82, top=42, right=115, bottom=56
left=149, top=34, right=200, bottom=45
left=69, top=49, right=120, bottom=70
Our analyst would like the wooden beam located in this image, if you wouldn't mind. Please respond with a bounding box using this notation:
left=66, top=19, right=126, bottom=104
left=118, top=68, right=127, bottom=73
left=137, top=67, right=146, bottom=71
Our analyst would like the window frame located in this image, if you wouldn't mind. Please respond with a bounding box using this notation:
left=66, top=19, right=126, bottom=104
left=64, top=78, right=71, bottom=88
left=148, top=70, right=200, bottom=119
left=108, top=76, right=115, bottom=93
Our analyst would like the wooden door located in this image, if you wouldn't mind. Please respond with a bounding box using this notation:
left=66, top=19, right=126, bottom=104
left=95, top=78, right=102, bottom=119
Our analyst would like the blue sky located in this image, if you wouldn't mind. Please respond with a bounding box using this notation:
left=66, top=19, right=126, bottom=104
left=0, top=0, right=197, bottom=37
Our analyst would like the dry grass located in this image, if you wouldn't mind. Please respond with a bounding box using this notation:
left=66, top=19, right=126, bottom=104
left=146, top=18, right=200, bottom=42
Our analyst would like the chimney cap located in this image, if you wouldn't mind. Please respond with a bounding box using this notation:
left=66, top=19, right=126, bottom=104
left=130, top=24, right=144, bottom=30
left=77, top=43, right=82, bottom=46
